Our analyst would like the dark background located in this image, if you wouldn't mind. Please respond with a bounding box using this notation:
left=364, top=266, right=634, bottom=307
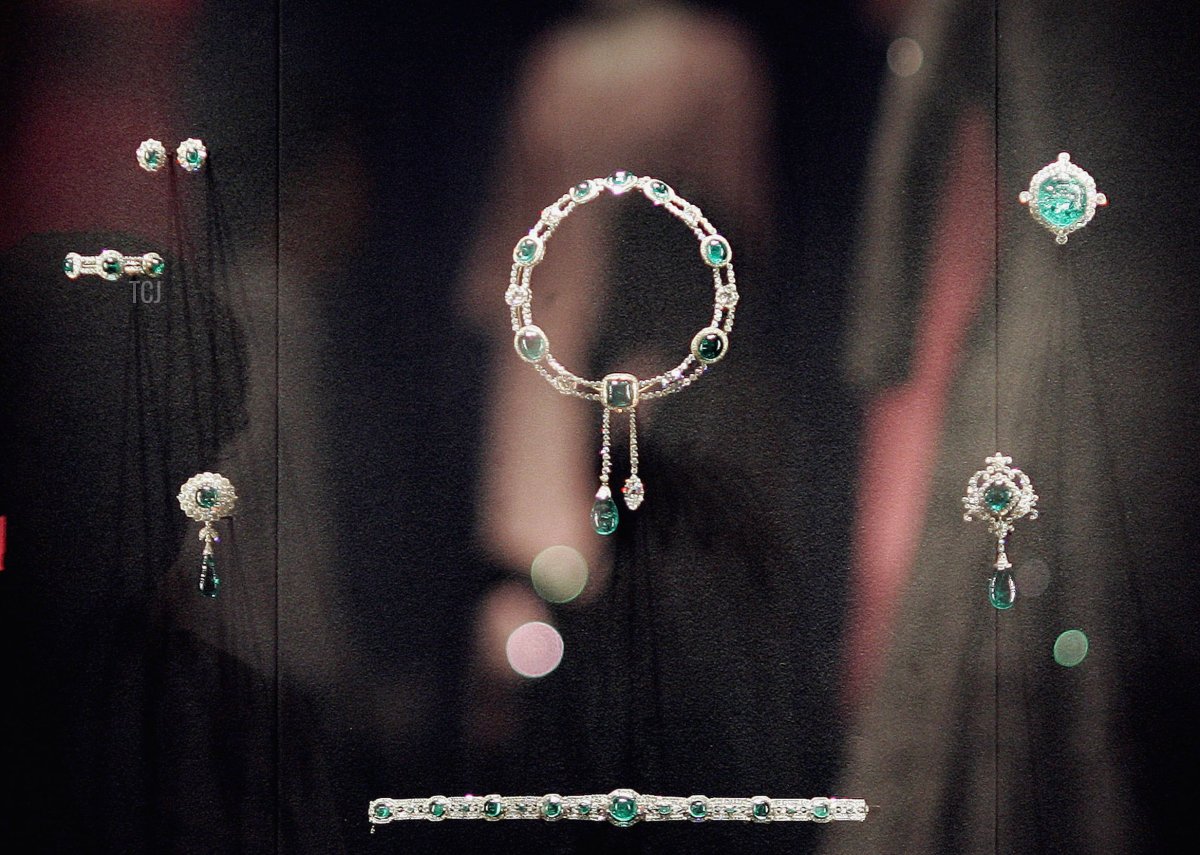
left=2, top=2, right=1197, bottom=854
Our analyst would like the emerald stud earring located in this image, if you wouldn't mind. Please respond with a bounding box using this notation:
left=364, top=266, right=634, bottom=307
left=136, top=138, right=167, bottom=172
left=962, top=454, right=1038, bottom=609
left=1019, top=153, right=1106, bottom=244
left=176, top=138, right=207, bottom=173
left=177, top=472, right=237, bottom=597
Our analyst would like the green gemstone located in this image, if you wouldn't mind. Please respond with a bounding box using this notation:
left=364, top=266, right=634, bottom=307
left=650, top=180, right=670, bottom=199
left=703, top=236, right=730, bottom=266
left=430, top=802, right=446, bottom=818
left=199, top=554, right=219, bottom=597
left=145, top=150, right=160, bottom=167
left=483, top=798, right=504, bottom=818
left=812, top=803, right=830, bottom=820
left=197, top=486, right=220, bottom=508
left=989, top=570, right=1017, bottom=610
left=591, top=497, right=619, bottom=536
left=577, top=804, right=591, bottom=815
left=542, top=799, right=562, bottom=819
left=657, top=804, right=672, bottom=815
left=515, top=326, right=547, bottom=362
left=609, top=169, right=634, bottom=187
left=148, top=256, right=165, bottom=276
left=515, top=237, right=540, bottom=264
left=725, top=807, right=738, bottom=816
left=63, top=256, right=76, bottom=274
left=102, top=256, right=122, bottom=276
left=186, top=147, right=201, bottom=165
left=1037, top=176, right=1087, bottom=227
left=609, top=795, right=638, bottom=825
left=604, top=377, right=635, bottom=409
left=696, top=332, right=724, bottom=363
left=984, top=484, right=1012, bottom=513
left=373, top=804, right=391, bottom=819
left=572, top=181, right=593, bottom=200
left=751, top=800, right=771, bottom=820
left=785, top=808, right=797, bottom=816
left=688, top=800, right=708, bottom=820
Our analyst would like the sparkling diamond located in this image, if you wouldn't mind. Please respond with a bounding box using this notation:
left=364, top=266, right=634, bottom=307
left=715, top=285, right=739, bottom=308
left=621, top=475, right=644, bottom=510
left=505, top=284, right=530, bottom=307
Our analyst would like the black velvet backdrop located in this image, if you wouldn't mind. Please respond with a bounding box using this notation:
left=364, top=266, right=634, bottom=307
left=2, top=2, right=1197, bottom=854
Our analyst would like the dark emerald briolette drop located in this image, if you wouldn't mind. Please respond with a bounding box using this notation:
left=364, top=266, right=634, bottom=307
left=199, top=554, right=219, bottom=598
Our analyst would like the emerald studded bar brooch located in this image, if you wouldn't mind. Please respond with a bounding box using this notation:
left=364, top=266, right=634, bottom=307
left=507, top=171, right=737, bottom=536
left=369, top=790, right=867, bottom=826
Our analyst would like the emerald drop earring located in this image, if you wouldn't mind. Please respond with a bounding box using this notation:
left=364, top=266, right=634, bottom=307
left=177, top=472, right=237, bottom=597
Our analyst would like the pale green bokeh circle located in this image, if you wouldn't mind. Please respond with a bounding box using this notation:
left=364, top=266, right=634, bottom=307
left=530, top=545, right=589, bottom=604
left=1053, top=629, right=1089, bottom=667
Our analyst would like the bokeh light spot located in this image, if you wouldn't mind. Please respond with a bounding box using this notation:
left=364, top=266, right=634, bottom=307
left=506, top=621, right=565, bottom=678
left=887, top=37, right=924, bottom=77
left=1053, top=629, right=1089, bottom=667
left=530, top=545, right=589, bottom=603
left=1017, top=556, right=1051, bottom=598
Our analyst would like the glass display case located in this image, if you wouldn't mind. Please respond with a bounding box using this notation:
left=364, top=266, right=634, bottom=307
left=1, top=2, right=1196, bottom=853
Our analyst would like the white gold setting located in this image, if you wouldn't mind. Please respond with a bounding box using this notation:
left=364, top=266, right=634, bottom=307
left=505, top=172, right=738, bottom=531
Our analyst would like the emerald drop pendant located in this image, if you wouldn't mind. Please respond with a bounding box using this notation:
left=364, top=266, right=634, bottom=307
left=988, top=569, right=1016, bottom=610
left=199, top=553, right=220, bottom=598
left=591, top=487, right=619, bottom=536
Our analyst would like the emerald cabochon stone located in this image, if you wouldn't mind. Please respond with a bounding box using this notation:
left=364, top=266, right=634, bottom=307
left=515, top=325, right=547, bottom=362
left=608, top=793, right=638, bottom=825
left=1037, top=176, right=1087, bottom=227
left=197, top=486, right=220, bottom=508
left=688, top=799, right=708, bottom=820
left=514, top=236, right=541, bottom=265
left=701, top=235, right=731, bottom=267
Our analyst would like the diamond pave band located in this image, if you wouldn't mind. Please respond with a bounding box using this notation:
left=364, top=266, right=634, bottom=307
left=369, top=790, right=867, bottom=826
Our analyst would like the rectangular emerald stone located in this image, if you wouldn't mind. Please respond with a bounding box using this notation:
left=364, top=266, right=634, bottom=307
left=602, top=374, right=638, bottom=409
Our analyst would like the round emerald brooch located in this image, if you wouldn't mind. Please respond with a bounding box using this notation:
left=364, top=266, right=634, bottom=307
left=1019, top=152, right=1107, bottom=244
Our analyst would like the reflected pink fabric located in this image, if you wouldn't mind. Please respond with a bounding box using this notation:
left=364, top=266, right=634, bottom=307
left=844, top=109, right=992, bottom=706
